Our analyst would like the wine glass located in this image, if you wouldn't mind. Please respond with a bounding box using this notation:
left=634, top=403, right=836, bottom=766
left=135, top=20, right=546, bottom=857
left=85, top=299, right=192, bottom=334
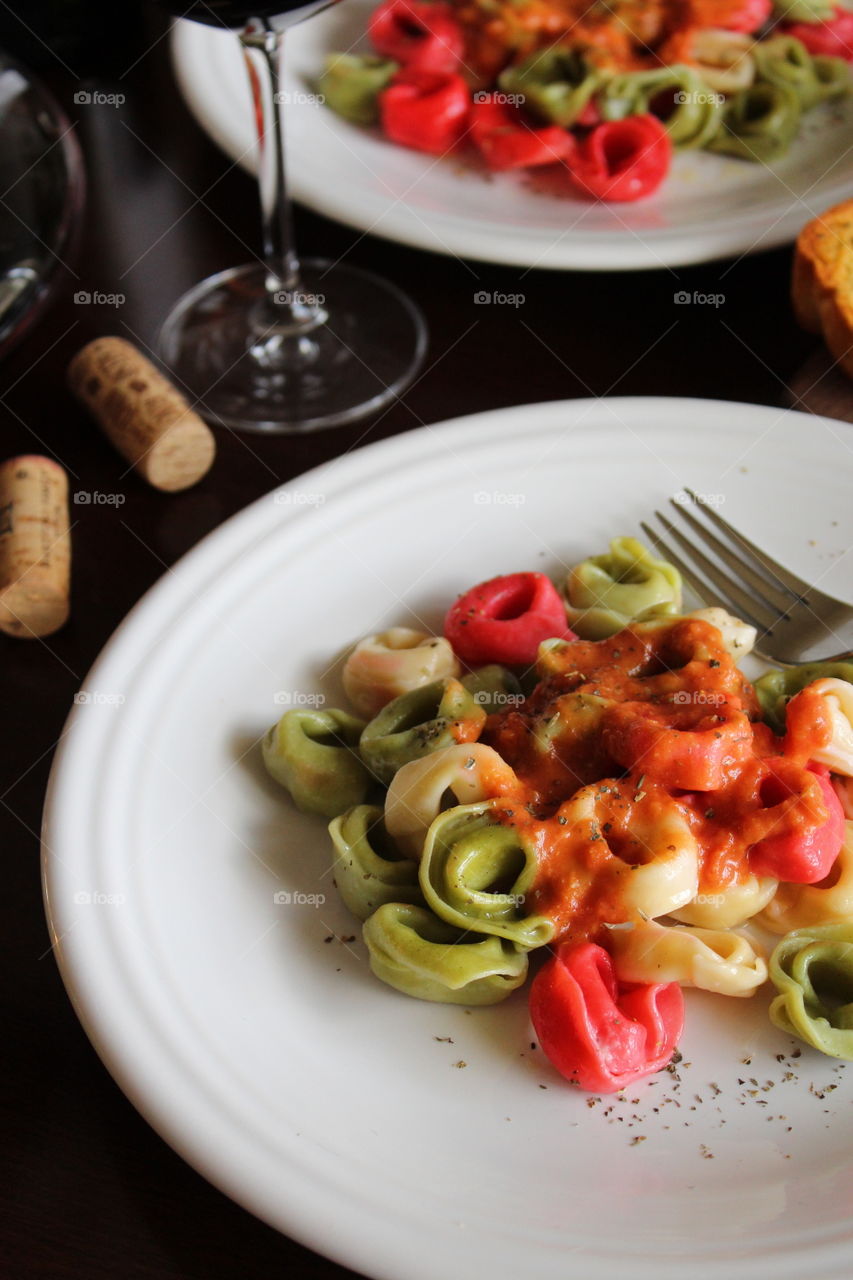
left=157, top=1, right=427, bottom=433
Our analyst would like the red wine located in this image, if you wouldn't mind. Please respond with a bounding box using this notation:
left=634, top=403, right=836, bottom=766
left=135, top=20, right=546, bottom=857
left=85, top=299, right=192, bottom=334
left=158, top=0, right=323, bottom=24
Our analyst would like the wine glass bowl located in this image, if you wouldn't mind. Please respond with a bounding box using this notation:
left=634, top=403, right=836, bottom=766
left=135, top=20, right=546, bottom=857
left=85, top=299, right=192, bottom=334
left=160, top=1, right=339, bottom=29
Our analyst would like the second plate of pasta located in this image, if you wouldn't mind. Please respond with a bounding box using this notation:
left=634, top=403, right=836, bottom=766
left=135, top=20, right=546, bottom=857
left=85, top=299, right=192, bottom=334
left=171, top=4, right=853, bottom=269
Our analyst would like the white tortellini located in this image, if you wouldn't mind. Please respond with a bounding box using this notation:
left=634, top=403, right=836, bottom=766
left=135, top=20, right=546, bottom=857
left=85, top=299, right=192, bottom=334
left=384, top=743, right=521, bottom=858
left=342, top=628, right=460, bottom=719
left=795, top=678, right=853, bottom=777
left=559, top=782, right=700, bottom=920
left=686, top=606, right=757, bottom=659
left=689, top=29, right=756, bottom=94
left=608, top=918, right=767, bottom=996
left=670, top=874, right=778, bottom=929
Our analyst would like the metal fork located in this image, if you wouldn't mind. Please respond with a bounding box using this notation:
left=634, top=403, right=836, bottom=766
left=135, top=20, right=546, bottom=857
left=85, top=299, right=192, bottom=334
left=641, top=489, right=853, bottom=666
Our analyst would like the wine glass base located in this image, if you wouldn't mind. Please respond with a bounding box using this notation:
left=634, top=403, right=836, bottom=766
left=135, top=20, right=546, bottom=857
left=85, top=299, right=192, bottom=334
left=157, top=260, right=428, bottom=434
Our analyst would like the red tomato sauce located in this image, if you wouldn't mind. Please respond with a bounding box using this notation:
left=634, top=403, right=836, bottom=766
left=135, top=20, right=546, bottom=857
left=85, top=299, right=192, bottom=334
left=450, top=0, right=768, bottom=80
left=483, top=619, right=832, bottom=942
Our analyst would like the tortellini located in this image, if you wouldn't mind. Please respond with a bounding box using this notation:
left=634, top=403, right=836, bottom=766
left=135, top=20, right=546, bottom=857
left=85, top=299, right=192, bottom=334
left=359, top=677, right=485, bottom=785
left=497, top=48, right=601, bottom=126
left=316, top=53, right=397, bottom=126
left=812, top=54, right=853, bottom=103
left=835, top=775, right=853, bottom=819
left=787, top=678, right=853, bottom=776
left=329, top=804, right=422, bottom=920
left=671, top=874, right=778, bottom=929
left=460, top=664, right=523, bottom=714
left=363, top=902, right=529, bottom=1005
left=263, top=707, right=370, bottom=818
left=419, top=802, right=555, bottom=948
left=558, top=781, right=700, bottom=920
left=608, top=919, right=767, bottom=997
left=687, top=29, right=756, bottom=94
left=754, top=36, right=849, bottom=110
left=599, top=66, right=723, bottom=147
left=773, top=0, right=837, bottom=20
left=769, top=922, right=853, bottom=1059
left=759, top=820, right=853, bottom=934
left=342, top=627, right=460, bottom=720
left=708, top=81, right=801, bottom=163
left=754, top=662, right=853, bottom=734
left=384, top=743, right=522, bottom=859
left=564, top=536, right=682, bottom=639
left=685, top=607, right=756, bottom=659
left=262, top=557, right=853, bottom=1063
left=708, top=31, right=849, bottom=163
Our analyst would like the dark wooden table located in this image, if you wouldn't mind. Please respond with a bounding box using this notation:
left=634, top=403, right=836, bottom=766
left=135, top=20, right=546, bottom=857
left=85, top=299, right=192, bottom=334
left=0, top=9, right=835, bottom=1278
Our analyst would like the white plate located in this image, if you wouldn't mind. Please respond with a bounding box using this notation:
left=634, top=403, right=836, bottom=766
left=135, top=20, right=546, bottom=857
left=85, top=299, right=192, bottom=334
left=43, top=397, right=853, bottom=1280
left=171, top=7, right=853, bottom=270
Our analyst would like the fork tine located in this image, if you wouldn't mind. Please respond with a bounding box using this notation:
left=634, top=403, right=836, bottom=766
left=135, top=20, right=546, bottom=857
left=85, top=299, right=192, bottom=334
left=639, top=520, right=764, bottom=630
left=647, top=513, right=771, bottom=630
left=668, top=499, right=790, bottom=615
left=683, top=489, right=809, bottom=600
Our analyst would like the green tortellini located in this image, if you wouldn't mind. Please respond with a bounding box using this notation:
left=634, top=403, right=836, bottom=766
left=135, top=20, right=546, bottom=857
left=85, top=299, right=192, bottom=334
left=599, top=66, right=723, bottom=148
left=769, top=923, right=853, bottom=1059
left=419, top=801, right=555, bottom=948
left=318, top=53, right=398, bottom=126
left=460, top=664, right=523, bottom=714
left=363, top=902, right=529, bottom=1005
left=754, top=662, right=853, bottom=734
left=708, top=81, right=801, bottom=163
left=329, top=804, right=422, bottom=921
left=812, top=54, right=853, bottom=103
left=564, top=535, right=682, bottom=639
left=772, top=0, right=840, bottom=19
left=498, top=48, right=601, bottom=126
left=359, top=678, right=486, bottom=785
left=754, top=36, right=849, bottom=110
left=263, top=707, right=370, bottom=818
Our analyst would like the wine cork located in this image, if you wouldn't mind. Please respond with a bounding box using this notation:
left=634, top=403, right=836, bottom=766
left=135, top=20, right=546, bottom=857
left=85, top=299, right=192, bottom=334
left=67, top=337, right=215, bottom=492
left=0, top=455, right=70, bottom=638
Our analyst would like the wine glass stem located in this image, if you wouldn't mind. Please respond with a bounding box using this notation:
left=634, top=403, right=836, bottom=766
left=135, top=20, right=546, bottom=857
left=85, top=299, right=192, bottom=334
left=240, top=21, right=315, bottom=331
